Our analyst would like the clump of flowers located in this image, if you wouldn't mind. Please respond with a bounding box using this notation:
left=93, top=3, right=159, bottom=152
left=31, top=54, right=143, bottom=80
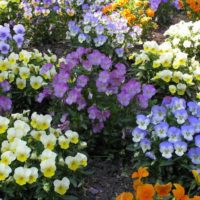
left=19, top=0, right=109, bottom=19
left=0, top=111, right=87, bottom=199
left=164, top=20, right=200, bottom=59
left=67, top=10, right=142, bottom=57
left=38, top=47, right=156, bottom=133
left=116, top=167, right=200, bottom=200
left=102, top=0, right=157, bottom=31
left=0, top=24, right=25, bottom=55
left=18, top=0, right=112, bottom=45
left=130, top=40, right=200, bottom=99
left=130, top=97, right=200, bottom=183
left=19, top=0, right=66, bottom=19
left=0, top=49, right=57, bottom=112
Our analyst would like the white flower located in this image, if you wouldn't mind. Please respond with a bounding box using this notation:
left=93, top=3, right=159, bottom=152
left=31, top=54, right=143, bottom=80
left=183, top=40, right=192, bottom=48
left=40, top=159, right=56, bottom=178
left=65, top=156, right=80, bottom=171
left=9, top=138, right=27, bottom=153
left=19, top=67, right=30, bottom=79
left=1, top=151, right=16, bottom=165
left=75, top=153, right=87, bottom=167
left=30, top=76, right=43, bottom=90
left=15, top=145, right=31, bottom=162
left=0, top=116, right=10, bottom=134
left=58, top=135, right=70, bottom=149
left=14, top=120, right=30, bottom=136
left=27, top=167, right=38, bottom=184
left=65, top=130, right=79, bottom=144
left=172, top=38, right=180, bottom=46
left=40, top=149, right=57, bottom=161
left=14, top=167, right=31, bottom=185
left=40, top=134, right=57, bottom=150
left=16, top=78, right=26, bottom=89
left=1, top=140, right=10, bottom=152
left=0, top=163, right=11, bottom=181
left=158, top=70, right=173, bottom=82
left=54, top=177, right=70, bottom=195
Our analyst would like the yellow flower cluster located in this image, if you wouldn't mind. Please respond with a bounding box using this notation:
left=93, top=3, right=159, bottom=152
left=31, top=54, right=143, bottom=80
left=132, top=41, right=200, bottom=98
left=0, top=49, right=57, bottom=91
left=0, top=111, right=87, bottom=195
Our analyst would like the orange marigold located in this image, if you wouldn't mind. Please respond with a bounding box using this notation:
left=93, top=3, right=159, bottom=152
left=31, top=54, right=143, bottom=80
left=131, top=167, right=149, bottom=179
left=154, top=183, right=172, bottom=197
left=146, top=8, right=155, bottom=17
left=172, top=184, right=190, bottom=200
left=133, top=179, right=143, bottom=191
left=116, top=192, right=133, bottom=200
left=136, top=184, right=155, bottom=200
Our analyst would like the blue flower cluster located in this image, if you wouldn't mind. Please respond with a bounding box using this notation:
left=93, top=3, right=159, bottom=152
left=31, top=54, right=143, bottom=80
left=67, top=9, right=142, bottom=57
left=132, top=97, right=200, bottom=165
left=0, top=24, right=25, bottom=55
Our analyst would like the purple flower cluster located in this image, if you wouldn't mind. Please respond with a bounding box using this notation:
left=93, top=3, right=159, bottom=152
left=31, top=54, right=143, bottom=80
left=132, top=96, right=200, bottom=165
left=88, top=105, right=110, bottom=133
left=118, top=83, right=156, bottom=108
left=37, top=47, right=156, bottom=133
left=0, top=96, right=12, bottom=113
left=0, top=24, right=25, bottom=55
left=0, top=80, right=12, bottom=113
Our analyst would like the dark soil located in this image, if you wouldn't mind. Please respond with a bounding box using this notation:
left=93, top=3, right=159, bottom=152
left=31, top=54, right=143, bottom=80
left=73, top=159, right=133, bottom=200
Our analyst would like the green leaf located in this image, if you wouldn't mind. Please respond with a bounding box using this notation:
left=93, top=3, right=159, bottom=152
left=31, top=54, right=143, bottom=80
left=160, top=160, right=174, bottom=167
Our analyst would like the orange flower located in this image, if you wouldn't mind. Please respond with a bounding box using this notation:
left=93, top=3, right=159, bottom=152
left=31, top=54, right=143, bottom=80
left=191, top=196, right=200, bottom=200
left=120, top=9, right=131, bottom=17
left=131, top=167, right=149, bottom=179
left=154, top=183, right=172, bottom=197
left=136, top=184, right=155, bottom=200
left=178, top=0, right=184, bottom=8
left=172, top=184, right=190, bottom=200
left=102, top=5, right=111, bottom=14
left=133, top=179, right=143, bottom=191
left=146, top=8, right=155, bottom=17
left=116, top=192, right=133, bottom=200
